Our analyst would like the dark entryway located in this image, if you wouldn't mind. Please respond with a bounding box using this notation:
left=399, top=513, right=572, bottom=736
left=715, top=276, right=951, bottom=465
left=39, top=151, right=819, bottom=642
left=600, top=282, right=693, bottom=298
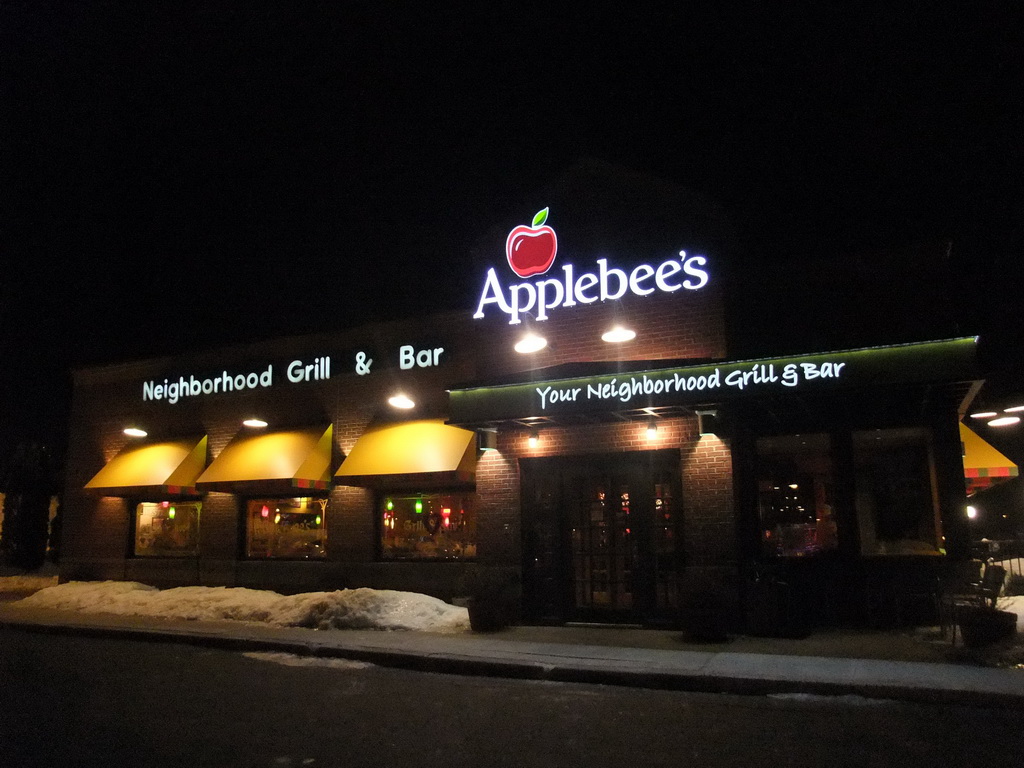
left=520, top=450, right=683, bottom=624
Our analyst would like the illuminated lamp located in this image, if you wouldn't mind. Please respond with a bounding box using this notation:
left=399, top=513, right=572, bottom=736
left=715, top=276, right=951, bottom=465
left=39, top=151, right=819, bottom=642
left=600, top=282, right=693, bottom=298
left=1003, top=405, right=1024, bottom=413
left=528, top=430, right=539, bottom=448
left=988, top=416, right=1020, bottom=427
left=695, top=409, right=719, bottom=436
left=514, top=332, right=548, bottom=354
left=243, top=418, right=268, bottom=428
left=441, top=507, right=451, bottom=528
left=388, top=393, right=415, bottom=409
left=645, top=420, right=658, bottom=440
left=168, top=506, right=176, bottom=519
left=415, top=498, right=423, bottom=514
left=315, top=515, right=322, bottom=526
left=966, top=505, right=978, bottom=520
left=969, top=412, right=998, bottom=420
left=274, top=513, right=282, bottom=524
left=123, top=427, right=148, bottom=438
left=385, top=499, right=394, bottom=511
left=261, top=505, right=270, bottom=518
left=602, top=325, right=636, bottom=343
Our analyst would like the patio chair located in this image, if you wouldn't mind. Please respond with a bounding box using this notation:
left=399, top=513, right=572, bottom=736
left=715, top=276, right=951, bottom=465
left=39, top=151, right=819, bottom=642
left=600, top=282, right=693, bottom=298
left=939, top=560, right=1006, bottom=643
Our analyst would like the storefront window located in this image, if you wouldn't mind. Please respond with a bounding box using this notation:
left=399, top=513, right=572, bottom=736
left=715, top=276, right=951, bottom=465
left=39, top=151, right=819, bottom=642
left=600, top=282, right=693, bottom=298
left=246, top=497, right=327, bottom=559
left=134, top=501, right=201, bottom=557
left=380, top=492, right=476, bottom=560
left=756, top=434, right=838, bottom=557
left=854, top=428, right=940, bottom=555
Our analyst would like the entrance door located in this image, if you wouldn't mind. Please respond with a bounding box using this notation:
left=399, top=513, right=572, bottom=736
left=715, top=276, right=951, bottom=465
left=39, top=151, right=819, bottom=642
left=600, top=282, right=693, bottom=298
left=521, top=451, right=682, bottom=624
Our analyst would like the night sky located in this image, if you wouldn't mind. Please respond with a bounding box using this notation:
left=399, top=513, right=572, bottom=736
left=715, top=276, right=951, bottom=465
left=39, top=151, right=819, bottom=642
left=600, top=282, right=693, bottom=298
left=4, top=3, right=1023, bottom=469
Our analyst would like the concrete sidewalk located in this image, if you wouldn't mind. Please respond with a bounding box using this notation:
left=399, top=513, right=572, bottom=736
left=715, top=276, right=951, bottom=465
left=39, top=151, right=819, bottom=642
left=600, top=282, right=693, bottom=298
left=1, top=603, right=1022, bottom=709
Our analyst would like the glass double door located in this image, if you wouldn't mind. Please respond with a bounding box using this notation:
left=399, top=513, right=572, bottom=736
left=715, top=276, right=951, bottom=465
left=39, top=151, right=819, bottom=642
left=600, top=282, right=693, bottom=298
left=521, top=451, right=683, bottom=624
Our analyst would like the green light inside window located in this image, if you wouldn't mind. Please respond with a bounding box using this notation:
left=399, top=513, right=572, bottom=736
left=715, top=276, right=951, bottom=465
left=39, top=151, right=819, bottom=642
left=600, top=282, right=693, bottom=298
left=168, top=507, right=176, bottom=519
left=386, top=499, right=394, bottom=511
left=415, top=499, right=423, bottom=514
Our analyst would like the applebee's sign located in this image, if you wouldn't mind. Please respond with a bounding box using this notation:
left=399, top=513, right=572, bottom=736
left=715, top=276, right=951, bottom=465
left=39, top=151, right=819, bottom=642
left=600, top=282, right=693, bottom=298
left=473, top=207, right=710, bottom=325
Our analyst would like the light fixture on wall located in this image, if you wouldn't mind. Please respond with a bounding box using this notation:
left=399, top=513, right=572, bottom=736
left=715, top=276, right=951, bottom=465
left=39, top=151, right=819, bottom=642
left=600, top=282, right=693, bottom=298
left=988, top=416, right=1021, bottom=427
left=695, top=409, right=719, bottom=436
left=123, top=427, right=148, bottom=438
left=514, top=332, right=548, bottom=354
left=645, top=420, right=658, bottom=440
left=528, top=430, right=539, bottom=448
left=602, top=325, right=636, bottom=343
left=478, top=429, right=497, bottom=451
left=388, top=393, right=415, bottom=409
left=243, top=418, right=268, bottom=428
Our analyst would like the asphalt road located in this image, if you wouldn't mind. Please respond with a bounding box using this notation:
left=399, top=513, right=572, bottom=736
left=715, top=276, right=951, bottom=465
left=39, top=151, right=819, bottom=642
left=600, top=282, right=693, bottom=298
left=0, top=628, right=1021, bottom=768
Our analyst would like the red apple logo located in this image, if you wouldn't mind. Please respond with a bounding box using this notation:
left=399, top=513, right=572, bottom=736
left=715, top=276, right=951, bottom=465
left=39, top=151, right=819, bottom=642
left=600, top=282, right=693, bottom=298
left=506, top=207, right=558, bottom=278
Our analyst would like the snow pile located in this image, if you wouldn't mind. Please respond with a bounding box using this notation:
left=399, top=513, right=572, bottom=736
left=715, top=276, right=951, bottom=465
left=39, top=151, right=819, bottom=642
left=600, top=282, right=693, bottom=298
left=1000, top=595, right=1024, bottom=632
left=0, top=573, right=59, bottom=594
left=16, top=581, right=470, bottom=633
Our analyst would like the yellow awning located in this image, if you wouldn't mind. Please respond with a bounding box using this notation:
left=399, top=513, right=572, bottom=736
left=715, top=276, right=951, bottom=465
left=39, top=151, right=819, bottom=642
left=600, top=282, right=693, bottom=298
left=960, top=422, right=1019, bottom=495
left=335, top=419, right=476, bottom=488
left=196, top=425, right=333, bottom=493
left=84, top=436, right=208, bottom=496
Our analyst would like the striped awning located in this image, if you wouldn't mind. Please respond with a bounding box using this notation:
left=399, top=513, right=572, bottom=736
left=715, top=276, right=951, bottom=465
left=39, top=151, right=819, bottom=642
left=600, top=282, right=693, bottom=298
left=961, top=422, right=1019, bottom=495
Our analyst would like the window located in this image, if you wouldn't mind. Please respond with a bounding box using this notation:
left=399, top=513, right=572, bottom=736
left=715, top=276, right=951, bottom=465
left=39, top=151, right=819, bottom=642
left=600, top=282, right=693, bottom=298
left=246, top=497, right=327, bottom=559
left=134, top=501, right=201, bottom=557
left=854, top=428, right=940, bottom=555
left=380, top=491, right=476, bottom=560
left=756, top=434, right=838, bottom=557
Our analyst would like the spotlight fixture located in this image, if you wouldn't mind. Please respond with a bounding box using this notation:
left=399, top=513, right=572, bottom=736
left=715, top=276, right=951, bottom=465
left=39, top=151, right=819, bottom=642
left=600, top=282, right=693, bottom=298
left=514, top=332, right=548, bottom=354
left=388, top=393, right=416, bottom=409
left=242, top=418, right=268, bottom=428
left=645, top=420, right=658, bottom=440
left=602, top=325, right=637, bottom=343
left=969, top=412, right=998, bottom=419
left=123, top=427, right=148, bottom=438
left=695, top=409, right=719, bottom=436
left=528, top=430, right=539, bottom=448
left=1003, top=405, right=1024, bottom=413
left=478, top=429, right=497, bottom=451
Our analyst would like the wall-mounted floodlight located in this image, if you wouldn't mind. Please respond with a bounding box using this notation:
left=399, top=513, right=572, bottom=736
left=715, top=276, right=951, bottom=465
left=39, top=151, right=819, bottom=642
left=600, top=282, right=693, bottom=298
left=478, top=429, right=497, bottom=451
left=514, top=332, right=548, bottom=354
left=388, top=393, right=415, bottom=409
left=602, top=325, right=637, bottom=343
left=528, top=430, right=539, bottom=449
left=695, top=409, right=719, bottom=436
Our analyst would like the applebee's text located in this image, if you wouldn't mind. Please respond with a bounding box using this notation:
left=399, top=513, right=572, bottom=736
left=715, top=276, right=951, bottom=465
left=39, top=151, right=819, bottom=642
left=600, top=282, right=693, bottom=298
left=474, top=252, right=710, bottom=325
left=534, top=362, right=846, bottom=410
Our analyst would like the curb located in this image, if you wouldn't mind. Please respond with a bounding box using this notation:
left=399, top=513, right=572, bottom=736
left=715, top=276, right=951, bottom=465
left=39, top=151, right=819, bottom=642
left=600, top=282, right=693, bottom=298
left=2, top=615, right=1023, bottom=710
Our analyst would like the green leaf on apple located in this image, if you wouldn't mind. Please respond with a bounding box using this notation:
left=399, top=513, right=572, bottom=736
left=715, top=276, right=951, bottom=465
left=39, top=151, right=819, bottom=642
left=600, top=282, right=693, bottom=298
left=532, top=208, right=549, bottom=228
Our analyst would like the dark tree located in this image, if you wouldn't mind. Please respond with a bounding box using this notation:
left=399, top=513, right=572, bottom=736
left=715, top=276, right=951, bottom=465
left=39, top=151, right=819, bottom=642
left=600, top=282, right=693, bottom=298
left=1, top=443, right=55, bottom=571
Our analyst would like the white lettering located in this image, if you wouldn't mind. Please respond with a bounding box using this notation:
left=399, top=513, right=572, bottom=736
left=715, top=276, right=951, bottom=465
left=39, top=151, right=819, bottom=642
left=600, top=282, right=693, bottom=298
left=598, top=259, right=628, bottom=301
left=682, top=254, right=709, bottom=290
left=472, top=268, right=512, bottom=319
left=655, top=260, right=683, bottom=292
left=628, top=263, right=656, bottom=296
left=474, top=253, right=712, bottom=324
